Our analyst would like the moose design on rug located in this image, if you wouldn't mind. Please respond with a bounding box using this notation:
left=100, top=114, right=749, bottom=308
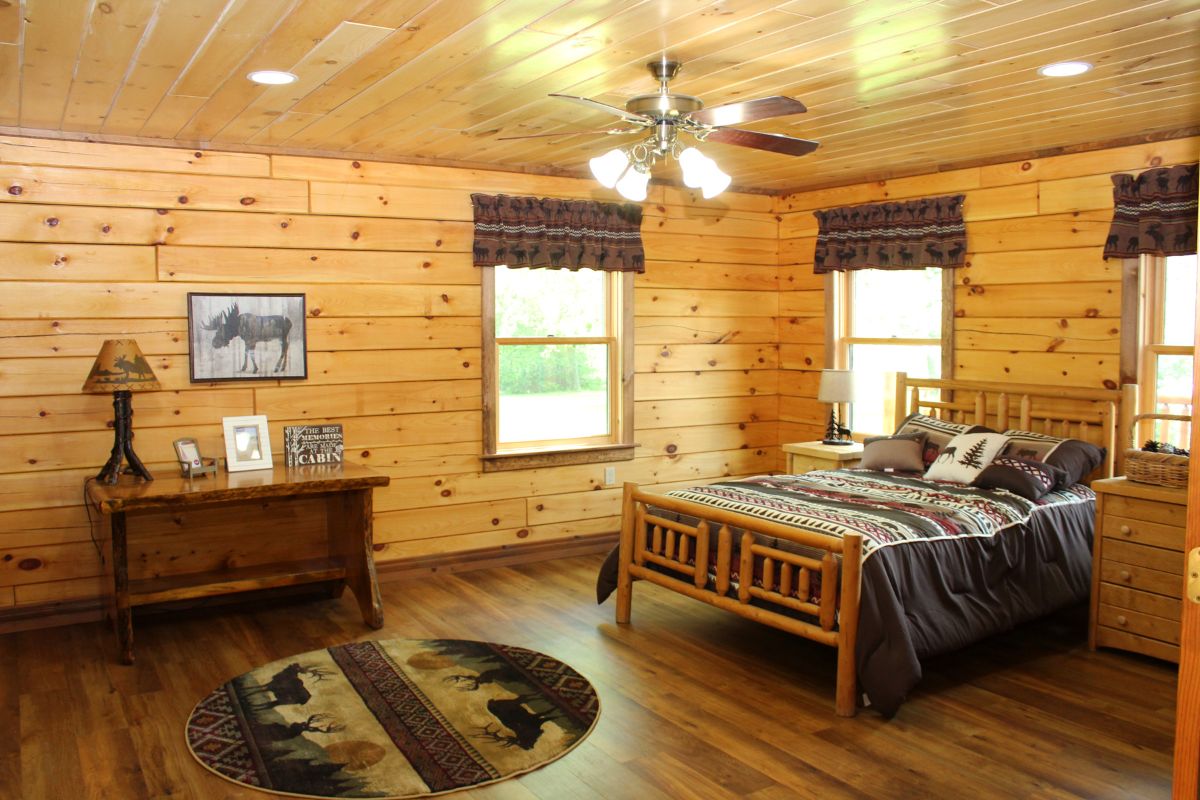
left=186, top=638, right=599, bottom=799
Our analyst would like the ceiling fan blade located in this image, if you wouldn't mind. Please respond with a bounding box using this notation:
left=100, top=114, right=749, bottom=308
left=703, top=127, right=819, bottom=157
left=497, top=128, right=643, bottom=141
left=549, top=93, right=652, bottom=124
left=687, top=96, right=807, bottom=127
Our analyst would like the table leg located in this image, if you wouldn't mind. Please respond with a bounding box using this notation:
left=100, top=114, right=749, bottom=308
left=329, top=489, right=383, bottom=629
left=112, top=511, right=134, bottom=664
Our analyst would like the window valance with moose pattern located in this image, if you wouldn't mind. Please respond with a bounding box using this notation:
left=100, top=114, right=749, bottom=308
left=813, top=194, right=966, bottom=273
left=471, top=193, right=645, bottom=273
left=1102, top=163, right=1197, bottom=259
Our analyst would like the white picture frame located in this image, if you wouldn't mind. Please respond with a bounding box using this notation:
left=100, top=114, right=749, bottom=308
left=222, top=415, right=274, bottom=472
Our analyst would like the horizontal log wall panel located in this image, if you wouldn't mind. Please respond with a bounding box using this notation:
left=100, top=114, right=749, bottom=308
left=634, top=396, right=779, bottom=429
left=0, top=243, right=155, bottom=281
left=0, top=135, right=271, bottom=176
left=0, top=135, right=767, bottom=624
left=778, top=315, right=825, bottom=345
left=956, top=282, right=1120, bottom=318
left=0, top=318, right=189, bottom=358
left=634, top=288, right=779, bottom=318
left=254, top=380, right=481, bottom=420
left=633, top=316, right=778, bottom=344
left=0, top=282, right=478, bottom=319
left=960, top=248, right=1114, bottom=285
left=157, top=246, right=480, bottom=285
left=0, top=388, right=254, bottom=436
left=634, top=343, right=778, bottom=373
left=955, top=351, right=1118, bottom=390
left=0, top=164, right=308, bottom=213
left=955, top=318, right=1121, bottom=355
left=636, top=262, right=778, bottom=291
left=779, top=344, right=825, bottom=372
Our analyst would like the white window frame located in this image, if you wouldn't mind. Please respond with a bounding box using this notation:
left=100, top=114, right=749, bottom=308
left=1130, top=253, right=1195, bottom=445
left=827, top=268, right=954, bottom=434
left=481, top=266, right=635, bottom=472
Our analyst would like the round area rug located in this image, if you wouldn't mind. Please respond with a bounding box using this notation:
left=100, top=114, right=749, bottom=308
left=185, top=639, right=600, bottom=799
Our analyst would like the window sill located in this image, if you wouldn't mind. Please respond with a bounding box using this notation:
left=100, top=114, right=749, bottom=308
left=482, top=443, right=635, bottom=472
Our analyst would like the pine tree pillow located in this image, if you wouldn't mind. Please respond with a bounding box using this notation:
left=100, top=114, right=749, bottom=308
left=923, top=432, right=1010, bottom=484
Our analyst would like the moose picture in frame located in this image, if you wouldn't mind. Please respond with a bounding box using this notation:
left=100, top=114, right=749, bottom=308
left=187, top=293, right=307, bottom=382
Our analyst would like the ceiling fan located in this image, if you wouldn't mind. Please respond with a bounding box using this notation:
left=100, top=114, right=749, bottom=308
left=500, top=58, right=819, bottom=199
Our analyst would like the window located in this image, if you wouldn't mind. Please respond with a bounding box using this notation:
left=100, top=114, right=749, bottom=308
left=482, top=266, right=634, bottom=471
left=1137, top=253, right=1196, bottom=448
left=831, top=268, right=949, bottom=435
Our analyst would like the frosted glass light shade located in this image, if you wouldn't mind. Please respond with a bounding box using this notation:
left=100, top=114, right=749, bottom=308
left=678, top=147, right=709, bottom=189
left=817, top=369, right=857, bottom=403
left=589, top=148, right=630, bottom=188
left=615, top=166, right=649, bottom=201
left=700, top=163, right=731, bottom=199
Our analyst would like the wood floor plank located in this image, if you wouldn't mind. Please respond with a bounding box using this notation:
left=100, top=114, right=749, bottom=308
left=2, top=553, right=1178, bottom=799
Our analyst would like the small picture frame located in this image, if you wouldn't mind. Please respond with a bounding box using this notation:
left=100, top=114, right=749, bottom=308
left=174, top=437, right=203, bottom=474
left=222, top=415, right=274, bottom=472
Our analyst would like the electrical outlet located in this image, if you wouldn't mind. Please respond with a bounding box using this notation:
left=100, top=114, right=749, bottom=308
left=604, top=466, right=617, bottom=486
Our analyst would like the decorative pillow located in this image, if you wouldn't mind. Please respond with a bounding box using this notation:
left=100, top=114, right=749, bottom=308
left=860, top=432, right=927, bottom=472
left=1002, top=430, right=1107, bottom=486
left=974, top=456, right=1067, bottom=501
left=923, top=432, right=1010, bottom=484
left=896, top=413, right=994, bottom=469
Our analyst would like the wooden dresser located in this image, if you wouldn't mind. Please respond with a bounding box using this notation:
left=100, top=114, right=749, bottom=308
left=1089, top=477, right=1188, bottom=663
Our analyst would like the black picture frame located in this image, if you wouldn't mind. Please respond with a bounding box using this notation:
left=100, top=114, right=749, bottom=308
left=187, top=292, right=308, bottom=383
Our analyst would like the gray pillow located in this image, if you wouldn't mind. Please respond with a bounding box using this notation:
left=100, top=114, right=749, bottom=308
left=860, top=432, right=927, bottom=472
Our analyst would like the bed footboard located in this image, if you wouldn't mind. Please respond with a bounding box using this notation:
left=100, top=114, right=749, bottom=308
left=615, top=482, right=864, bottom=717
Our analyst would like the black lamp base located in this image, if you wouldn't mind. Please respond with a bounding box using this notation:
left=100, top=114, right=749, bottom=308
left=96, top=390, right=153, bottom=485
left=822, top=406, right=853, bottom=446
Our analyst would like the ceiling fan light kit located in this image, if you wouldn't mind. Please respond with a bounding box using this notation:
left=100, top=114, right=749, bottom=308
left=526, top=58, right=819, bottom=201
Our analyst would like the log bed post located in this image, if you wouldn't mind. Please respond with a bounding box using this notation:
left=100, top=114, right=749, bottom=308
left=835, top=532, right=864, bottom=717
left=616, top=482, right=637, bottom=624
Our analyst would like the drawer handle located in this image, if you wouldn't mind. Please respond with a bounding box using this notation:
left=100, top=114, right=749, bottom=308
left=1119, top=524, right=1132, bottom=535
left=1119, top=570, right=1132, bottom=582
left=1116, top=615, right=1128, bottom=627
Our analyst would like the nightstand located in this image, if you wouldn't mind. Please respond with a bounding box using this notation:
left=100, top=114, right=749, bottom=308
left=1089, top=477, right=1188, bottom=663
left=782, top=441, right=864, bottom=474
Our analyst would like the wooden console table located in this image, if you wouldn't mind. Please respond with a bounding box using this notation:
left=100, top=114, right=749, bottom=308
left=86, top=462, right=389, bottom=664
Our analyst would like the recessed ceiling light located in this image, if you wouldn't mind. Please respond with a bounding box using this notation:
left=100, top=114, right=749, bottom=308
left=247, top=70, right=298, bottom=85
left=1038, top=61, right=1092, bottom=78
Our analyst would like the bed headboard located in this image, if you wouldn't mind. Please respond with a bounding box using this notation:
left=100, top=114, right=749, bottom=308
left=884, top=373, right=1133, bottom=478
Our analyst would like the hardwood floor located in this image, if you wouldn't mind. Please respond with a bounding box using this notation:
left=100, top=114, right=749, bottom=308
left=1, top=553, right=1178, bottom=799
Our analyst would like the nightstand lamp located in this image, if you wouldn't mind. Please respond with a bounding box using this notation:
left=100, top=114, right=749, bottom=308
left=818, top=369, right=856, bottom=446
left=82, top=339, right=161, bottom=484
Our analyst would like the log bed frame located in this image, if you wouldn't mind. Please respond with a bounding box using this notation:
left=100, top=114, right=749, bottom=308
left=614, top=373, right=1134, bottom=717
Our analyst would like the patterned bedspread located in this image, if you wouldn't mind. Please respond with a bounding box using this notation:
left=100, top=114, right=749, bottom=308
left=663, top=470, right=1094, bottom=561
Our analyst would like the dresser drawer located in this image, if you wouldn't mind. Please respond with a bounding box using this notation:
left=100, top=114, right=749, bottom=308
left=1100, top=561, right=1182, bottom=598
left=1101, top=539, right=1184, bottom=574
left=1094, top=626, right=1181, bottom=663
left=1100, top=514, right=1185, bottom=551
left=1104, top=494, right=1188, bottom=527
left=1098, top=603, right=1180, bottom=645
left=1098, top=583, right=1181, bottom=621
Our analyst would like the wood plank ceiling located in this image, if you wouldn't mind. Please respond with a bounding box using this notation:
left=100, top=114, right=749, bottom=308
left=0, top=0, right=1197, bottom=193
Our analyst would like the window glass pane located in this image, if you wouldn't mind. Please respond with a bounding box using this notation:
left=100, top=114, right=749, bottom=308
left=850, top=269, right=941, bottom=338
left=848, top=344, right=941, bottom=436
left=495, top=266, right=606, bottom=338
left=1161, top=254, right=1197, bottom=346
left=498, top=344, right=609, bottom=444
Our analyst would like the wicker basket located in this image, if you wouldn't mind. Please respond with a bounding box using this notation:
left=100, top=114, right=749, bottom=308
left=1124, top=412, right=1190, bottom=489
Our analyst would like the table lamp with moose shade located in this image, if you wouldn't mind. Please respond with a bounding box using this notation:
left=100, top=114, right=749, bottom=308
left=82, top=339, right=161, bottom=484
left=818, top=368, right=857, bottom=446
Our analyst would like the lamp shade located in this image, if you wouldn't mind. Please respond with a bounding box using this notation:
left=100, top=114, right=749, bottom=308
left=817, top=369, right=856, bottom=403
left=615, top=165, right=650, bottom=201
left=82, top=339, right=161, bottom=393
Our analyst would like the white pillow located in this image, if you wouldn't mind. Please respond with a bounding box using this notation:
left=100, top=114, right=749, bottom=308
left=923, top=432, right=1010, bottom=484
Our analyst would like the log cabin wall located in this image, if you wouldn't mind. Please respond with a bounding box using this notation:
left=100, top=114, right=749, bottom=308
left=775, top=135, right=1200, bottom=461
left=0, top=134, right=780, bottom=624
